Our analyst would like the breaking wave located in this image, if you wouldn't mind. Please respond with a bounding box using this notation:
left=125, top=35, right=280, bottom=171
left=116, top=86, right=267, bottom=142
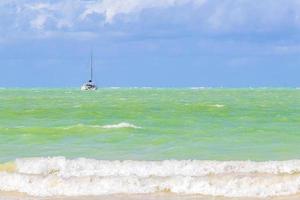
left=189, top=87, right=207, bottom=90
left=210, top=104, right=225, bottom=108
left=1, top=157, right=300, bottom=197
left=62, top=122, right=141, bottom=130
left=101, top=122, right=141, bottom=129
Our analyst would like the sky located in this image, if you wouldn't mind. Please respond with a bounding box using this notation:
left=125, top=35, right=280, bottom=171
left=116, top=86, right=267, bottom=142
left=1, top=0, right=300, bottom=88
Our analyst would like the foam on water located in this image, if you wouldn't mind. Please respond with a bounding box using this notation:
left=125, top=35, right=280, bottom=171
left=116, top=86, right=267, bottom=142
left=210, top=104, right=225, bottom=108
left=62, top=122, right=141, bottom=130
left=101, top=122, right=141, bottom=129
left=189, top=87, right=206, bottom=90
left=1, top=157, right=300, bottom=197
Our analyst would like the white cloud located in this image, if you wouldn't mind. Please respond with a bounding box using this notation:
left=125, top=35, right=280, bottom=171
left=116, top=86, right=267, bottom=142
left=30, top=14, right=48, bottom=29
left=0, top=0, right=209, bottom=40
left=26, top=2, right=54, bottom=11
left=205, top=0, right=300, bottom=32
left=2, top=0, right=300, bottom=41
left=81, top=0, right=207, bottom=23
left=25, top=1, right=81, bottom=30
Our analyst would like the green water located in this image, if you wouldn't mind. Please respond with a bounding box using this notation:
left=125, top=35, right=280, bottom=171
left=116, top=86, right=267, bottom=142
left=0, top=88, right=300, bottom=162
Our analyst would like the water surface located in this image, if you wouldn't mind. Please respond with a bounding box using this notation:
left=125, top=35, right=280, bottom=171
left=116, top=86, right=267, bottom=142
left=1, top=88, right=299, bottom=162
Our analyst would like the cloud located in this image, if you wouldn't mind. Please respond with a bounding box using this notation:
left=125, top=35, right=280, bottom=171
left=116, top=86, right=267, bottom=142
left=80, top=0, right=207, bottom=23
left=30, top=14, right=48, bottom=29
left=0, top=0, right=208, bottom=31
left=205, top=0, right=300, bottom=32
left=25, top=1, right=82, bottom=30
left=0, top=0, right=209, bottom=41
left=1, top=0, right=300, bottom=42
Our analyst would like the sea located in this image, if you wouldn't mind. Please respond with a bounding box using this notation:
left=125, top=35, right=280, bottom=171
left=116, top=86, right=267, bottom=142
left=0, top=88, right=300, bottom=198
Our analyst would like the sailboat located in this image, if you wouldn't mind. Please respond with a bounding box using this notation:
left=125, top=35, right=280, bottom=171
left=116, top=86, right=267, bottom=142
left=81, top=53, right=97, bottom=91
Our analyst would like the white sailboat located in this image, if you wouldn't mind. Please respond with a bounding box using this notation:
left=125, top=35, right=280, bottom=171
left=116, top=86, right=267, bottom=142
left=81, top=53, right=97, bottom=91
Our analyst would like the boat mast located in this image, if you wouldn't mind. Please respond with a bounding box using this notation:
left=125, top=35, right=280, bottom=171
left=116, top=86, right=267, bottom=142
left=90, top=51, right=93, bottom=82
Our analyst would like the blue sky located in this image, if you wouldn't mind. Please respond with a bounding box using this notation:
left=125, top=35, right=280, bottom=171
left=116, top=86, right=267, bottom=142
left=1, top=0, right=300, bottom=87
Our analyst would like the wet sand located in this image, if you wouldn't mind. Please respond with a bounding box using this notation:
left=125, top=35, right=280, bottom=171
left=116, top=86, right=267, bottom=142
left=1, top=192, right=300, bottom=200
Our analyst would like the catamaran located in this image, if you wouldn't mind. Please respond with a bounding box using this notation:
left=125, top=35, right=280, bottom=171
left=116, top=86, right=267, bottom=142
left=81, top=53, right=97, bottom=91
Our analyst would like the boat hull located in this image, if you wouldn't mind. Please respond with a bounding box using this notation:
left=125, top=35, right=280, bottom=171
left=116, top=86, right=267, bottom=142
left=81, top=84, right=97, bottom=91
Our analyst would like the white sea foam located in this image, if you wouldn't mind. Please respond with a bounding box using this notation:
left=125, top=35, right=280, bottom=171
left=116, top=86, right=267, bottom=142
left=189, top=87, right=206, bottom=90
left=210, top=104, right=225, bottom=108
left=62, top=122, right=141, bottom=130
left=101, top=122, right=141, bottom=129
left=1, top=157, right=300, bottom=197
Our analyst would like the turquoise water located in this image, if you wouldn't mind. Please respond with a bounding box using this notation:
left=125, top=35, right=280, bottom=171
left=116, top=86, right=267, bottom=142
left=0, top=88, right=300, bottom=162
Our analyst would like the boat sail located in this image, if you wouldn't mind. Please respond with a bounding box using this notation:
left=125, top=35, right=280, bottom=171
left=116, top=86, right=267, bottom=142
left=81, top=53, right=97, bottom=91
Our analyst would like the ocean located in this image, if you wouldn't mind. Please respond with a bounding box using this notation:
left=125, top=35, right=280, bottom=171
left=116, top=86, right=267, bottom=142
left=0, top=88, right=300, bottom=198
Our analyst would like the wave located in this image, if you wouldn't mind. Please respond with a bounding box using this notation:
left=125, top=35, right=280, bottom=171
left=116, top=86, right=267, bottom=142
left=210, top=104, right=225, bottom=108
left=1, top=157, right=300, bottom=197
left=62, top=122, right=141, bottom=130
left=101, top=122, right=141, bottom=129
left=2, top=123, right=141, bottom=130
left=189, top=87, right=207, bottom=90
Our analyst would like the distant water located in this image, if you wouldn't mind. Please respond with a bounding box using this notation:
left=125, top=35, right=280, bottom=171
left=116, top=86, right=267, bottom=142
left=1, top=88, right=300, bottom=197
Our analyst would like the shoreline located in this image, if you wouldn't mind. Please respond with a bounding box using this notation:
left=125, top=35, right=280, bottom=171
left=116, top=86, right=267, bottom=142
left=2, top=158, right=300, bottom=198
left=2, top=192, right=300, bottom=200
